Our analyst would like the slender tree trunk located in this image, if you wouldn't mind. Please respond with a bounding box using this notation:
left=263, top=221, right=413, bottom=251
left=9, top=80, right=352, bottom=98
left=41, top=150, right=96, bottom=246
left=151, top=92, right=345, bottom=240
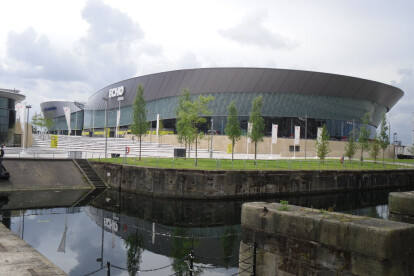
left=139, top=134, right=142, bottom=161
left=231, top=140, right=234, bottom=161
left=254, top=142, right=257, bottom=164
left=184, top=141, right=187, bottom=160
left=195, top=135, right=198, bottom=166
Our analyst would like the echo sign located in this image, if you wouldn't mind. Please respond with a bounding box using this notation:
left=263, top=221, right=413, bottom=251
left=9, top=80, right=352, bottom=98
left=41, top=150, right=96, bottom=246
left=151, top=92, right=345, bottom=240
left=109, top=86, right=124, bottom=98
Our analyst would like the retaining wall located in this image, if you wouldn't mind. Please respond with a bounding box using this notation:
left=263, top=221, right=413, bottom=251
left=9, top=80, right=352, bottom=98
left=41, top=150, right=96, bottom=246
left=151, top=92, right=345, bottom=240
left=240, top=202, right=414, bottom=275
left=91, top=162, right=414, bottom=199
left=389, top=191, right=414, bottom=224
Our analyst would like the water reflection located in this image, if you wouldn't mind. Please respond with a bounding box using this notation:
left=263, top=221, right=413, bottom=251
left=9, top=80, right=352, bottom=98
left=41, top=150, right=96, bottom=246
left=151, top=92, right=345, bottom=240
left=0, top=188, right=410, bottom=275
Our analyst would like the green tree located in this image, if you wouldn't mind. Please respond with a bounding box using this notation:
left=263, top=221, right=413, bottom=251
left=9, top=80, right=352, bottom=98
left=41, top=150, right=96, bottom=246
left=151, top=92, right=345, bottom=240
left=248, top=96, right=265, bottom=163
left=176, top=89, right=192, bottom=157
left=370, top=135, right=380, bottom=162
left=176, top=89, right=214, bottom=165
left=358, top=112, right=372, bottom=162
left=131, top=84, right=150, bottom=160
left=225, top=101, right=242, bottom=161
left=315, top=124, right=330, bottom=163
left=31, top=111, right=54, bottom=139
left=378, top=113, right=390, bottom=161
left=344, top=136, right=357, bottom=162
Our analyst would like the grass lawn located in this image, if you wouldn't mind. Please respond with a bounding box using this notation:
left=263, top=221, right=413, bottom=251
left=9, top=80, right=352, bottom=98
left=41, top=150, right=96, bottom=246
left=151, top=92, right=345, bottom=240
left=365, top=158, right=414, bottom=164
left=90, top=157, right=411, bottom=171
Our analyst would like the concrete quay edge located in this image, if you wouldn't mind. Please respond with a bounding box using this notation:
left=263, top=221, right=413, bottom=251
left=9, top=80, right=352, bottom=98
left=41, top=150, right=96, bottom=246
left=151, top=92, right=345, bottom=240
left=241, top=202, right=414, bottom=260
left=0, top=223, right=67, bottom=275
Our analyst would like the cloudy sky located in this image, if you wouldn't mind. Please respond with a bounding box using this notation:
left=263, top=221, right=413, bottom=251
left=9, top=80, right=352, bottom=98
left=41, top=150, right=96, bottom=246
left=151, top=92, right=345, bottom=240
left=0, top=0, right=413, bottom=144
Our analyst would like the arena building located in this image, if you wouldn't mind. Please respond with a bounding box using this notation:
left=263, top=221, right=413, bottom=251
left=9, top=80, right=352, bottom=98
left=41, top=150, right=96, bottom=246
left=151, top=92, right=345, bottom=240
left=41, top=68, right=403, bottom=141
left=0, top=88, right=26, bottom=145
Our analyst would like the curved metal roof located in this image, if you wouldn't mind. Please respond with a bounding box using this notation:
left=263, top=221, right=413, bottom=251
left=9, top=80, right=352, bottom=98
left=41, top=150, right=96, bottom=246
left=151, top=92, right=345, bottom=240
left=40, top=101, right=83, bottom=119
left=0, top=88, right=26, bottom=102
left=85, top=68, right=403, bottom=111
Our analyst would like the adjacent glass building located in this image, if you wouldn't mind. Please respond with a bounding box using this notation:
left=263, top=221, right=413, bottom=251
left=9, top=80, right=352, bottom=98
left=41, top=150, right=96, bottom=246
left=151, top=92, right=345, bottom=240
left=0, top=88, right=26, bottom=144
left=41, top=68, right=404, bottom=140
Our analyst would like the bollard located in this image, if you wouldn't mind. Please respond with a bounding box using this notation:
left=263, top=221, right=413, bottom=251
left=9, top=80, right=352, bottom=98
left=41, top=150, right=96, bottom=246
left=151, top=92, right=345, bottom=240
left=107, top=261, right=110, bottom=276
left=189, top=251, right=194, bottom=276
left=252, top=242, right=257, bottom=276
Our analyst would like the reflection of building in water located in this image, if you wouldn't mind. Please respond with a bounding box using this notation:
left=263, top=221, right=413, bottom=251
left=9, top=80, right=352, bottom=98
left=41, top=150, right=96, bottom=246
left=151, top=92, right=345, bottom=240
left=84, top=206, right=240, bottom=267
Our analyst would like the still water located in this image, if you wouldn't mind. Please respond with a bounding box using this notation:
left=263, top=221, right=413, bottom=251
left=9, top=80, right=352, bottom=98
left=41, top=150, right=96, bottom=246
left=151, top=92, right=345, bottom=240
left=0, top=189, right=400, bottom=275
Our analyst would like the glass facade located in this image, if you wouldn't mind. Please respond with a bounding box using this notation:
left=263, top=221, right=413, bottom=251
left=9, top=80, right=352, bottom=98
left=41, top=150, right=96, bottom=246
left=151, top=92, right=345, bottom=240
left=48, top=110, right=84, bottom=135
left=82, top=92, right=381, bottom=140
left=0, top=97, right=16, bottom=144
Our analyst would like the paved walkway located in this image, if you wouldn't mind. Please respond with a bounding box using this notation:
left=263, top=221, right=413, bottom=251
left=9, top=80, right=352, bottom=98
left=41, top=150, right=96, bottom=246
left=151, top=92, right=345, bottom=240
left=0, top=223, right=67, bottom=275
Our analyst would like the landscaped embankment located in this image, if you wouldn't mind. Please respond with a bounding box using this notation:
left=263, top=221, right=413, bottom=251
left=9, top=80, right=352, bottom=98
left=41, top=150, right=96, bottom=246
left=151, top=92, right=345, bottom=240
left=91, top=162, right=414, bottom=199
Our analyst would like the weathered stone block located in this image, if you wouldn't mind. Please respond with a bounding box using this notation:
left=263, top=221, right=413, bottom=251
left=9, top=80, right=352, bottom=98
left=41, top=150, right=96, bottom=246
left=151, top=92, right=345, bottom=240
left=241, top=202, right=414, bottom=275
left=389, top=191, right=414, bottom=216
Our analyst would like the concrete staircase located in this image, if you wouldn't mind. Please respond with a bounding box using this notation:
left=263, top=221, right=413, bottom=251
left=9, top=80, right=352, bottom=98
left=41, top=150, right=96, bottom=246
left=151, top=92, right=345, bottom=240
left=31, top=134, right=216, bottom=158
left=74, top=159, right=107, bottom=189
left=71, top=159, right=108, bottom=207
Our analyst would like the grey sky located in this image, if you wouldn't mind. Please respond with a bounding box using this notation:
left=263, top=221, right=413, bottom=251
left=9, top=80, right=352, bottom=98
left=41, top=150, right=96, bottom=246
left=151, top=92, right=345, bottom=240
left=0, top=0, right=413, bottom=144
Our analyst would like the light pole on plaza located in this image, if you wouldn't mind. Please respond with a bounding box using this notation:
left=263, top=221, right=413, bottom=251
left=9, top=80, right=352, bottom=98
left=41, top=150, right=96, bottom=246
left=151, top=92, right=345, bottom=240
left=25, top=105, right=31, bottom=149
left=298, top=114, right=308, bottom=159
left=103, top=97, right=108, bottom=159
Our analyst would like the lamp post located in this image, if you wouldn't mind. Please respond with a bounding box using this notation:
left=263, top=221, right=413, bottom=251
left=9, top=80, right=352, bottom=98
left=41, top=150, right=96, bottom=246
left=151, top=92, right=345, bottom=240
left=304, top=114, right=307, bottom=159
left=298, top=115, right=308, bottom=159
left=393, top=132, right=397, bottom=162
left=346, top=119, right=355, bottom=141
left=103, top=97, right=108, bottom=159
left=209, top=118, right=214, bottom=158
left=25, top=105, right=31, bottom=149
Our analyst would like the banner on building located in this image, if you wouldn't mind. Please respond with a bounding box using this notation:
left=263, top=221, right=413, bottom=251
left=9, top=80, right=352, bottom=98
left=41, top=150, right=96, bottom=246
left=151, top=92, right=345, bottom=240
left=271, top=124, right=278, bottom=144
left=294, top=126, right=300, bottom=145
left=16, top=103, right=26, bottom=132
left=63, top=107, right=71, bottom=134
left=156, top=114, right=160, bottom=138
left=247, top=122, right=252, bottom=144
left=116, top=110, right=121, bottom=137
left=317, top=127, right=323, bottom=143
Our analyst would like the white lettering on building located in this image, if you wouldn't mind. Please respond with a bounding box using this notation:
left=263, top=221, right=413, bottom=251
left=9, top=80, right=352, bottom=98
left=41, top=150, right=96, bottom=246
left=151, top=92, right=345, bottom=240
left=108, top=86, right=124, bottom=98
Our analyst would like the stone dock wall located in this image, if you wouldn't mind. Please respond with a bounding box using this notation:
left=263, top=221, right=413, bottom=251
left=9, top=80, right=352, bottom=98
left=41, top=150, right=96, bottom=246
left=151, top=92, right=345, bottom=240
left=91, top=162, right=414, bottom=199
left=240, top=202, right=414, bottom=275
left=389, top=191, right=414, bottom=224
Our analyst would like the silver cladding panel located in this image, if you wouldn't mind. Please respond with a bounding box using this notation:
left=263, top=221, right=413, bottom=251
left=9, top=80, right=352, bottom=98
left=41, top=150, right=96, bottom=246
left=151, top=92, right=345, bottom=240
left=84, top=68, right=403, bottom=112
left=40, top=101, right=83, bottom=119
left=0, top=88, right=25, bottom=102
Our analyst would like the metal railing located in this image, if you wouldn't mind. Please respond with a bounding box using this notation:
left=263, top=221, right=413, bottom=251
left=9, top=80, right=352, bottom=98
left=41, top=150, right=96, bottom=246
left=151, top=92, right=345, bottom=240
left=4, top=148, right=413, bottom=170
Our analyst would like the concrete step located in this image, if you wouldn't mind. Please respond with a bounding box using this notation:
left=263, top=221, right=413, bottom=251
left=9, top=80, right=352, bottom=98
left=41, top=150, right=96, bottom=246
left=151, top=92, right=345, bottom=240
left=73, top=159, right=108, bottom=189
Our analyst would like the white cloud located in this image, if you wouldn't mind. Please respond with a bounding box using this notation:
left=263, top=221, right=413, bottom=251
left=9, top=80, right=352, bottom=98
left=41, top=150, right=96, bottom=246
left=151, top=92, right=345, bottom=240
left=3, top=27, right=86, bottom=81
left=389, top=69, right=414, bottom=145
left=218, top=11, right=299, bottom=50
